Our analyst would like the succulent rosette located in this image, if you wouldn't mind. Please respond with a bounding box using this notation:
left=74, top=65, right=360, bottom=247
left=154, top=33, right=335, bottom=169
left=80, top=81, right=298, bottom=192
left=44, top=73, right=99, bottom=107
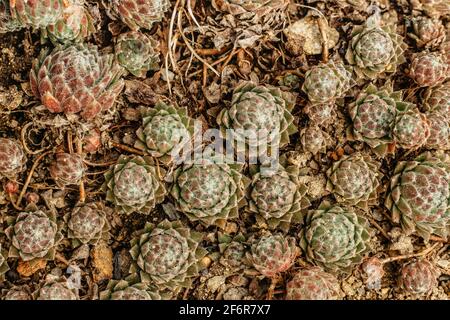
left=218, top=233, right=247, bottom=271
left=385, top=152, right=450, bottom=240
left=34, top=277, right=78, bottom=300
left=345, top=21, right=407, bottom=79
left=100, top=275, right=171, bottom=300
left=408, top=17, right=446, bottom=49
left=170, top=158, right=249, bottom=227
left=422, top=81, right=450, bottom=119
left=303, top=103, right=336, bottom=126
left=9, top=0, right=67, bottom=28
left=129, top=220, right=207, bottom=292
left=302, top=61, right=354, bottom=105
left=135, top=102, right=195, bottom=164
left=286, top=267, right=341, bottom=300
left=42, top=1, right=94, bottom=45
left=0, top=0, right=22, bottom=33
left=5, top=206, right=62, bottom=261
left=299, top=203, right=371, bottom=273
left=49, top=152, right=85, bottom=187
left=103, top=155, right=166, bottom=215
left=115, top=31, right=160, bottom=78
left=424, top=113, right=450, bottom=150
left=393, top=108, right=430, bottom=150
left=64, top=202, right=110, bottom=247
left=0, top=244, right=9, bottom=281
left=409, top=52, right=449, bottom=87
left=399, top=259, right=439, bottom=296
left=3, top=286, right=32, bottom=300
left=0, top=138, right=25, bottom=179
left=246, top=162, right=310, bottom=232
left=110, top=0, right=171, bottom=31
left=217, top=82, right=296, bottom=154
left=30, top=43, right=125, bottom=120
left=348, top=83, right=411, bottom=156
left=326, top=153, right=381, bottom=209
left=246, top=232, right=298, bottom=277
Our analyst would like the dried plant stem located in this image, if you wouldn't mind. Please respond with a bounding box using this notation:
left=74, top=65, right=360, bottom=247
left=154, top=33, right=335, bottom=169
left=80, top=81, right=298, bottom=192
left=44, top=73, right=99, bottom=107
left=367, top=217, right=390, bottom=241
left=76, top=138, right=85, bottom=204
left=67, top=131, right=74, bottom=154
left=8, top=192, right=23, bottom=211
left=110, top=141, right=145, bottom=156
left=21, top=122, right=47, bottom=155
left=83, top=159, right=117, bottom=167
left=380, top=242, right=440, bottom=264
left=266, top=275, right=280, bottom=300
left=15, top=150, right=52, bottom=208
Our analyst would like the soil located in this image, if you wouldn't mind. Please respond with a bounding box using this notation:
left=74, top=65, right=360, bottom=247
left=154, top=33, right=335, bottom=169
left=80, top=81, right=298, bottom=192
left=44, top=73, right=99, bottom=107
left=0, top=0, right=449, bottom=300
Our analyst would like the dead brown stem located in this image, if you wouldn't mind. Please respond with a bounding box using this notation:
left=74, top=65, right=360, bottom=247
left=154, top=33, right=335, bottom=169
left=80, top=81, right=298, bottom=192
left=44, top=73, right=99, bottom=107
left=83, top=159, right=117, bottom=167
left=21, top=122, right=48, bottom=155
left=76, top=138, right=85, bottom=204
left=380, top=242, right=441, bottom=264
left=110, top=141, right=146, bottom=156
left=67, top=131, right=74, bottom=154
left=367, top=217, right=391, bottom=241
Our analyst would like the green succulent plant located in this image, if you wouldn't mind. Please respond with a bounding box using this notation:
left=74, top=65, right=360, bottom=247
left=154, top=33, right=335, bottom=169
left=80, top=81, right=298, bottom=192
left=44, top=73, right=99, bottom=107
left=299, top=202, right=371, bottom=273
left=385, top=152, right=450, bottom=240
left=103, top=155, right=166, bottom=215
left=100, top=275, right=171, bottom=300
left=393, top=107, right=430, bottom=150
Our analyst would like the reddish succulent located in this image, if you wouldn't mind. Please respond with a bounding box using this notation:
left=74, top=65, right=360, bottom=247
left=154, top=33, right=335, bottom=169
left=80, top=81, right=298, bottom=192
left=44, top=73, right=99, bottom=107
left=422, top=81, right=450, bottom=119
left=0, top=0, right=23, bottom=33
left=409, top=52, right=448, bottom=87
left=408, top=17, right=446, bottom=49
left=10, top=0, right=67, bottom=28
left=393, top=108, right=430, bottom=150
left=246, top=233, right=299, bottom=277
left=399, top=259, right=439, bottom=295
left=303, top=103, right=337, bottom=126
left=0, top=138, right=25, bottom=179
left=286, top=267, right=341, bottom=300
left=424, top=113, right=450, bottom=150
left=30, top=43, right=125, bottom=120
left=300, top=125, right=329, bottom=155
left=49, top=152, right=85, bottom=187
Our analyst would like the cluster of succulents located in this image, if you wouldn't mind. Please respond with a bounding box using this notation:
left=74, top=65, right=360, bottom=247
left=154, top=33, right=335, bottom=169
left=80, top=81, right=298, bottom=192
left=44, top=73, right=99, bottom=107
left=0, top=138, right=25, bottom=179
left=246, top=162, right=309, bottom=232
left=286, top=267, right=341, bottom=300
left=170, top=159, right=249, bottom=227
left=300, top=203, right=371, bottom=273
left=103, top=155, right=166, bottom=215
left=129, top=220, right=207, bottom=293
left=385, top=152, right=450, bottom=240
left=64, top=202, right=110, bottom=247
left=5, top=206, right=63, bottom=261
left=246, top=233, right=298, bottom=277
left=109, top=0, right=171, bottom=30
left=217, top=82, right=296, bottom=153
left=49, top=152, right=85, bottom=187
left=30, top=43, right=125, bottom=120
left=135, top=102, right=196, bottom=163
left=326, top=153, right=381, bottom=209
left=115, top=31, right=160, bottom=78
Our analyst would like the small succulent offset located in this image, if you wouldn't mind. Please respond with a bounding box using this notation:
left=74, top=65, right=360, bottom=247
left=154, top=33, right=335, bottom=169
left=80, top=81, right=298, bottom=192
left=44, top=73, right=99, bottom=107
left=408, top=17, right=446, bottom=49
left=3, top=286, right=32, bottom=300
left=300, top=125, right=330, bottom=155
left=170, top=159, right=249, bottom=227
left=303, top=103, right=337, bottom=127
left=393, top=107, right=430, bottom=150
left=217, top=82, right=296, bottom=154
left=49, top=153, right=85, bottom=187
left=399, top=259, right=439, bottom=296
left=34, top=277, right=78, bottom=300
left=42, top=1, right=94, bottom=45
left=0, top=244, right=9, bottom=281
left=302, top=61, right=353, bottom=105
left=5, top=206, right=62, bottom=261
left=115, top=31, right=160, bottom=78
left=345, top=19, right=407, bottom=79
left=300, top=203, right=371, bottom=273
left=348, top=83, right=411, bottom=157
left=218, top=233, right=247, bottom=271
left=30, top=43, right=125, bottom=120
left=64, top=202, right=110, bottom=247
left=425, top=113, right=450, bottom=150
left=246, top=162, right=310, bottom=232
left=135, top=102, right=195, bottom=164
left=110, top=0, right=171, bottom=31
left=286, top=267, right=341, bottom=300
left=422, top=81, right=450, bottom=119
left=326, top=153, right=381, bottom=210
left=129, top=220, right=207, bottom=292
left=409, top=52, right=449, bottom=87
left=103, top=155, right=166, bottom=215
left=246, top=232, right=299, bottom=277
left=9, top=0, right=67, bottom=28
left=211, top=0, right=289, bottom=19
left=385, top=152, right=450, bottom=240
left=0, top=0, right=23, bottom=33
left=100, top=275, right=170, bottom=300
left=0, top=138, right=25, bottom=179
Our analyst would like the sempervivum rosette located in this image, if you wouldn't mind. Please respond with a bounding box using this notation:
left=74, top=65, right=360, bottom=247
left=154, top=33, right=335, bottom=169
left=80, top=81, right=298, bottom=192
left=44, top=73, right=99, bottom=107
left=393, top=107, right=430, bottom=150
left=385, top=152, right=450, bottom=240
left=33, top=276, right=78, bottom=300
left=5, top=205, right=62, bottom=261
left=422, top=81, right=450, bottom=119
left=135, top=102, right=196, bottom=164
left=170, top=158, right=249, bottom=227
left=0, top=0, right=22, bottom=33
left=345, top=20, right=407, bottom=79
left=129, top=220, right=207, bottom=293
left=30, top=43, right=124, bottom=120
left=286, top=267, right=341, bottom=300
left=103, top=155, right=166, bottom=215
left=246, top=162, right=310, bottom=232
left=299, top=202, right=371, bottom=273
left=9, top=0, right=67, bottom=28
left=49, top=152, right=85, bottom=187
left=326, top=153, right=381, bottom=210
left=399, top=259, right=440, bottom=296
left=409, top=52, right=449, bottom=87
left=100, top=275, right=171, bottom=300
left=217, top=81, right=296, bottom=155
left=0, top=138, right=25, bottom=179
